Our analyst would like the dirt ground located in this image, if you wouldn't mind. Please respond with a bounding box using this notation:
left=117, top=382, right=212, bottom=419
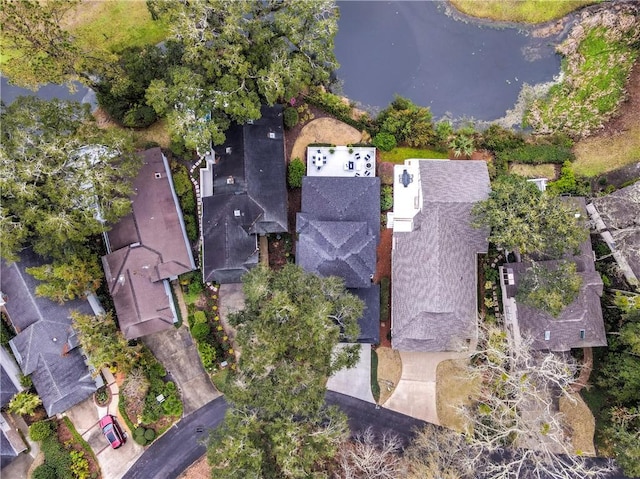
left=289, top=118, right=363, bottom=165
left=376, top=347, right=402, bottom=405
left=560, top=393, right=597, bottom=456
left=178, top=455, right=210, bottom=479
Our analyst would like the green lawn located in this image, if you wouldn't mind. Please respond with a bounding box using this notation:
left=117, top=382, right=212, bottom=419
left=449, top=0, right=598, bottom=23
left=379, top=147, right=448, bottom=164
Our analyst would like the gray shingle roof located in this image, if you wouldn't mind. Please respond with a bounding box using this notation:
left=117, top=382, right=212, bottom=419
left=102, top=148, right=195, bottom=339
left=1, top=250, right=98, bottom=416
left=503, top=197, right=607, bottom=352
left=201, top=105, right=288, bottom=283
left=296, top=176, right=381, bottom=344
left=392, top=160, right=490, bottom=352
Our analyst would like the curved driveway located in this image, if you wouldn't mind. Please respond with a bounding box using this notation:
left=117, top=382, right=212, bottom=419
left=123, top=392, right=425, bottom=479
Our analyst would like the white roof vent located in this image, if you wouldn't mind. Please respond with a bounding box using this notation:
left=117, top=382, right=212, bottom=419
left=544, top=331, right=551, bottom=341
left=234, top=209, right=241, bottom=217
left=226, top=147, right=232, bottom=154
left=268, top=132, right=276, bottom=139
left=247, top=119, right=254, bottom=125
left=154, top=172, right=162, bottom=179
left=226, top=176, right=235, bottom=185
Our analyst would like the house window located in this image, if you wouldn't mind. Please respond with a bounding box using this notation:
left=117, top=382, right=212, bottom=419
left=580, top=329, right=586, bottom=340
left=544, top=330, right=551, bottom=341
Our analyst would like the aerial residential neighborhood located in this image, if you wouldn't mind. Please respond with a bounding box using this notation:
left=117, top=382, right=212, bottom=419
left=1, top=1, right=639, bottom=479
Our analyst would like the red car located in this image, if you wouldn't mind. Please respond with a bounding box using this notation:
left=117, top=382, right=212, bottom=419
left=99, top=415, right=125, bottom=449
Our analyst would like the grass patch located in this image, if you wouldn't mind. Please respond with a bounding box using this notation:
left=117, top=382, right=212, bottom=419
left=379, top=147, right=448, bottom=163
left=63, top=0, right=168, bottom=54
left=436, top=359, right=480, bottom=432
left=559, top=393, right=596, bottom=456
left=573, top=125, right=640, bottom=177
left=211, top=368, right=230, bottom=394
left=371, top=349, right=380, bottom=403
left=376, top=347, right=402, bottom=406
left=510, top=163, right=557, bottom=179
left=449, top=0, right=598, bottom=24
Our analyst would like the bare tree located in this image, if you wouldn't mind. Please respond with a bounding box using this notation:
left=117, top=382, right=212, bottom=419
left=453, top=326, right=615, bottom=479
left=335, top=428, right=405, bottom=479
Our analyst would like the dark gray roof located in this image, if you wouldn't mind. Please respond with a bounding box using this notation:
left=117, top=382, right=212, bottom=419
left=504, top=198, right=607, bottom=352
left=591, top=181, right=640, bottom=279
left=1, top=250, right=97, bottom=416
left=0, top=366, right=18, bottom=408
left=296, top=177, right=380, bottom=343
left=201, top=105, right=288, bottom=284
left=349, top=286, right=381, bottom=344
left=201, top=195, right=261, bottom=284
left=392, top=160, right=490, bottom=352
left=102, top=148, right=195, bottom=338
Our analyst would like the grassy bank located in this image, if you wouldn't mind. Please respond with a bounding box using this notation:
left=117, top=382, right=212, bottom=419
left=449, top=0, right=598, bottom=24
left=573, top=124, right=640, bottom=177
left=380, top=147, right=448, bottom=163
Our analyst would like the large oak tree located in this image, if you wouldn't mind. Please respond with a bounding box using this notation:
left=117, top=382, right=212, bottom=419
left=208, top=264, right=363, bottom=478
left=145, top=0, right=340, bottom=151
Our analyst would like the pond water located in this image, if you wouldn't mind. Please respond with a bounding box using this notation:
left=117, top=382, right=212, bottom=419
left=1, top=75, right=95, bottom=107
left=334, top=1, right=562, bottom=122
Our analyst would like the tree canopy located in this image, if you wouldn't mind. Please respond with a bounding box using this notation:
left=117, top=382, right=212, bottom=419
left=145, top=0, right=340, bottom=151
left=208, top=264, right=363, bottom=478
left=0, top=96, right=140, bottom=262
left=376, top=95, right=435, bottom=148
left=472, top=174, right=588, bottom=259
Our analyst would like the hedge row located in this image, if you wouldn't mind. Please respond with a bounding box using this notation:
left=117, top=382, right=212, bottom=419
left=305, top=89, right=376, bottom=134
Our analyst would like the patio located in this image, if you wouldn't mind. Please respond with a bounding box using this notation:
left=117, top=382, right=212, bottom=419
left=306, top=146, right=376, bottom=178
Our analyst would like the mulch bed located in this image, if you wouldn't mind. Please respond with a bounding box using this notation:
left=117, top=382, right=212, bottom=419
left=57, top=418, right=101, bottom=479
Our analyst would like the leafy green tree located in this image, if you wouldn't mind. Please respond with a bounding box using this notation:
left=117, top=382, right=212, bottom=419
left=0, top=97, right=140, bottom=262
left=145, top=0, right=340, bottom=151
left=372, top=131, right=397, bottom=152
left=71, top=311, right=140, bottom=374
left=515, top=261, right=582, bottom=317
left=25, top=254, right=102, bottom=303
left=8, top=391, right=42, bottom=416
left=472, top=175, right=587, bottom=259
left=0, top=0, right=113, bottom=89
left=208, top=265, right=362, bottom=477
left=376, top=96, right=435, bottom=147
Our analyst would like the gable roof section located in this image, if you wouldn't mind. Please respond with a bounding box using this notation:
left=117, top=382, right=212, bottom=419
left=102, top=148, right=195, bottom=339
left=296, top=176, right=381, bottom=343
left=201, top=105, right=287, bottom=283
left=503, top=198, right=607, bottom=352
left=202, top=194, right=261, bottom=284
left=1, top=250, right=98, bottom=416
left=392, top=160, right=490, bottom=352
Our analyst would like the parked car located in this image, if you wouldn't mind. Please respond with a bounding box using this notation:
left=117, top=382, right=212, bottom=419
left=99, top=415, right=125, bottom=449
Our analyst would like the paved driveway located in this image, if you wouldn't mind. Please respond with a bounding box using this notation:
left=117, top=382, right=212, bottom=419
left=384, top=351, right=468, bottom=424
left=142, top=325, right=220, bottom=416
left=326, top=344, right=374, bottom=403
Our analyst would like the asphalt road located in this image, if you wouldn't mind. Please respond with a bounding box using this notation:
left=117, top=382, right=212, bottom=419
left=122, top=392, right=425, bottom=479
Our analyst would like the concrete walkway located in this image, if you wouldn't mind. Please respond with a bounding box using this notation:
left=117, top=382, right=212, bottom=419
left=327, top=344, right=374, bottom=404
left=384, top=351, right=469, bottom=424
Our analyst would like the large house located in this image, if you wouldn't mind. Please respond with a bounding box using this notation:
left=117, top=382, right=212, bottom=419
left=500, top=197, right=607, bottom=351
left=102, top=148, right=196, bottom=339
left=390, top=159, right=491, bottom=352
left=1, top=349, right=27, bottom=468
left=296, top=176, right=381, bottom=343
left=200, top=105, right=288, bottom=284
left=1, top=249, right=103, bottom=417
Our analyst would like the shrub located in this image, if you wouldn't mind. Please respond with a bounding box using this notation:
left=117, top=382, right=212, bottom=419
left=29, top=420, right=54, bottom=441
left=376, top=95, right=435, bottom=147
left=449, top=133, right=475, bottom=158
left=162, top=394, right=183, bottom=417
left=188, top=280, right=204, bottom=297
left=19, top=373, right=33, bottom=389
left=372, top=132, right=397, bottom=152
left=547, top=161, right=589, bottom=196
left=305, top=88, right=376, bottom=133
left=479, top=124, right=525, bottom=152
left=380, top=277, right=390, bottom=323
left=191, top=322, right=211, bottom=342
left=41, top=436, right=73, bottom=479
left=288, top=157, right=305, bottom=188
left=133, top=427, right=148, bottom=446
left=144, top=428, right=156, bottom=441
left=32, top=464, right=58, bottom=479
left=69, top=450, right=90, bottom=479
left=8, top=391, right=41, bottom=415
left=435, top=120, right=454, bottom=147
left=378, top=162, right=395, bottom=185
left=380, top=186, right=393, bottom=211
left=193, top=311, right=207, bottom=324
left=184, top=215, right=198, bottom=241
left=371, top=350, right=380, bottom=402
left=198, top=342, right=217, bottom=369
left=283, top=107, right=299, bottom=129
left=496, top=144, right=574, bottom=165
left=171, top=167, right=193, bottom=198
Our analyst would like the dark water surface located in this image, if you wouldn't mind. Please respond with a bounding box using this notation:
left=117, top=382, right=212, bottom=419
left=334, top=1, right=562, bottom=121
left=1, top=76, right=94, bottom=106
